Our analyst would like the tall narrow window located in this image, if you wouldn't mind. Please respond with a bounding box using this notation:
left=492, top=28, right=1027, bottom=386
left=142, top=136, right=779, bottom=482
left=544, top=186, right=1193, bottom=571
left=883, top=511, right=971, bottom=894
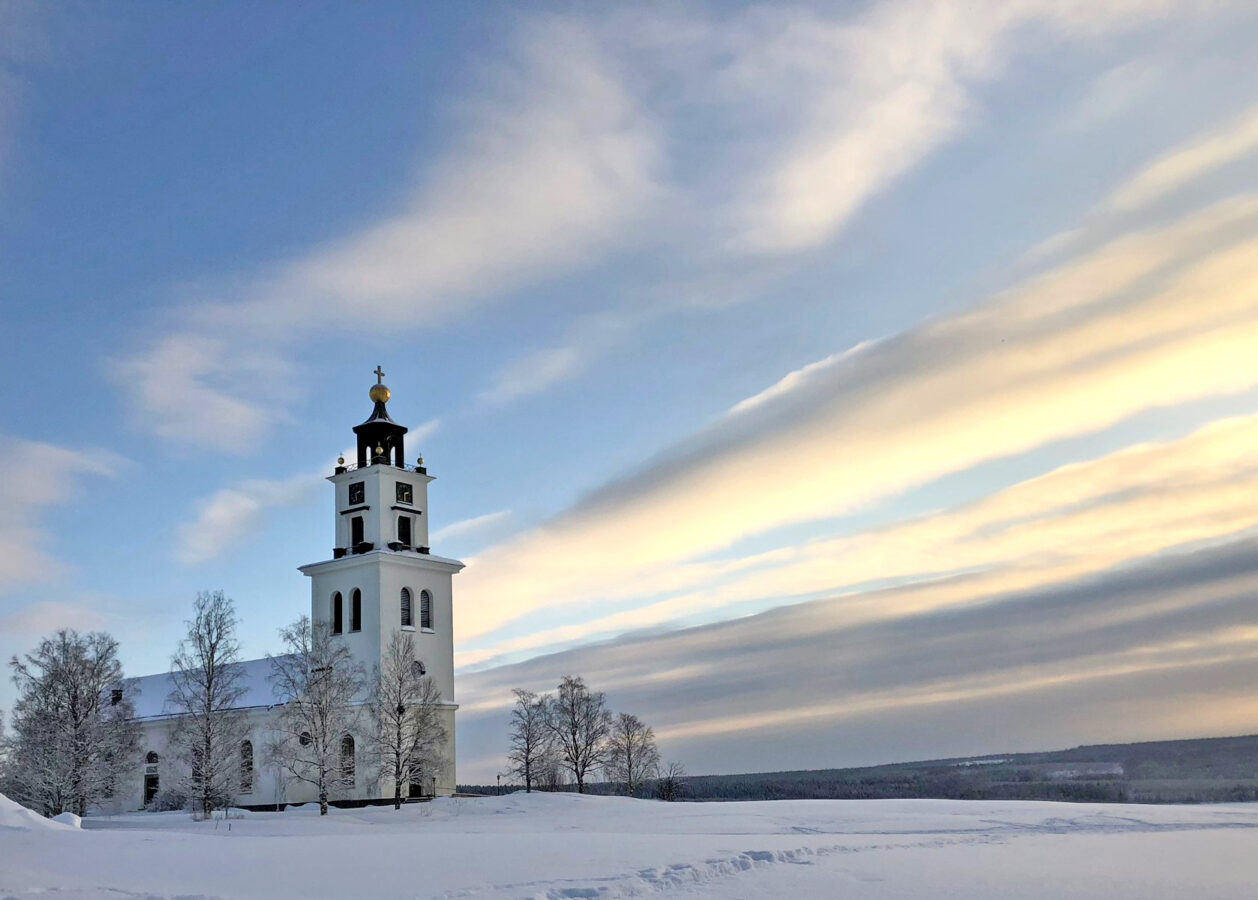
left=332, top=592, right=343, bottom=634
left=397, top=515, right=412, bottom=547
left=143, top=752, right=160, bottom=807
left=420, top=589, right=433, bottom=630
left=340, top=734, right=356, bottom=786
left=400, top=588, right=413, bottom=628
left=240, top=740, right=254, bottom=794
left=351, top=516, right=364, bottom=546
left=351, top=589, right=362, bottom=632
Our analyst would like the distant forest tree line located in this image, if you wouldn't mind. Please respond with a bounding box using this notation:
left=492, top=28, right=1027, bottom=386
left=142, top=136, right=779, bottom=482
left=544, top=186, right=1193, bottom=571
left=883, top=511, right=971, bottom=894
left=463, top=735, right=1258, bottom=805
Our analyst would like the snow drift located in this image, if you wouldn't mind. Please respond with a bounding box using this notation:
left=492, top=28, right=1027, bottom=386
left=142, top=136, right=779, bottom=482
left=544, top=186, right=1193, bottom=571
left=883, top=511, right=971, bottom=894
left=0, top=793, right=74, bottom=831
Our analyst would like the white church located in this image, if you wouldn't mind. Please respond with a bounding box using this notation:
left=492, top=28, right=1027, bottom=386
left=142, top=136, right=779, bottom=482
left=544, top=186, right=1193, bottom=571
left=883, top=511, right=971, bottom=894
left=118, top=371, right=463, bottom=810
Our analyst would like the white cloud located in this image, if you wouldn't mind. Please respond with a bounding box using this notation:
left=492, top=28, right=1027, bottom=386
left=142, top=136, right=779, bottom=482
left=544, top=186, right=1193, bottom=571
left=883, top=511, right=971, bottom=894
left=0, top=438, right=124, bottom=593
left=118, top=18, right=661, bottom=452
left=0, top=599, right=108, bottom=636
left=176, top=471, right=320, bottom=565
left=724, top=0, right=1209, bottom=254
left=1102, top=102, right=1258, bottom=214
left=477, top=314, right=634, bottom=407
left=431, top=510, right=512, bottom=545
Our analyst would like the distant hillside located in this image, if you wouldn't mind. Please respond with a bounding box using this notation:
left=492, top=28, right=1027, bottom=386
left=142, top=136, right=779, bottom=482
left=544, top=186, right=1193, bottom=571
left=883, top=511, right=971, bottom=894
left=677, top=734, right=1258, bottom=804
left=461, top=734, right=1258, bottom=803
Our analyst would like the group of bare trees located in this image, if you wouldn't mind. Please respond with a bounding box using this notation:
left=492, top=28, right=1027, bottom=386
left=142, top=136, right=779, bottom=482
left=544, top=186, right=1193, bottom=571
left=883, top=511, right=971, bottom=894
left=3, top=590, right=447, bottom=819
left=507, top=675, right=683, bottom=799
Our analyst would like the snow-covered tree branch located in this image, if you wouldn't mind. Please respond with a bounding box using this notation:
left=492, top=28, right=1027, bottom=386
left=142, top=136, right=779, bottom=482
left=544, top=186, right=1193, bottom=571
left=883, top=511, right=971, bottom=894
left=4, top=630, right=138, bottom=817
left=166, top=590, right=249, bottom=818
left=267, top=616, right=364, bottom=815
left=366, top=631, right=447, bottom=809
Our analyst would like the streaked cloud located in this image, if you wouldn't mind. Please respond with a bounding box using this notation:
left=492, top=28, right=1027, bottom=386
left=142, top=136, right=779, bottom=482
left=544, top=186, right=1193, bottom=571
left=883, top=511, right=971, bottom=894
left=0, top=599, right=108, bottom=637
left=0, top=438, right=123, bottom=593
left=457, top=192, right=1258, bottom=647
left=118, top=18, right=661, bottom=452
left=175, top=470, right=322, bottom=565
left=457, top=534, right=1258, bottom=778
left=1103, top=103, right=1258, bottom=214
left=459, top=412, right=1258, bottom=667
left=431, top=510, right=512, bottom=546
left=726, top=0, right=1213, bottom=253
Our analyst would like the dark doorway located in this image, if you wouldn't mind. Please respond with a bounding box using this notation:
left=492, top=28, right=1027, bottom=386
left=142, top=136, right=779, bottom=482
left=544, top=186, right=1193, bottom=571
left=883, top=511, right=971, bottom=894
left=144, top=774, right=159, bottom=806
left=351, top=516, right=364, bottom=546
left=397, top=516, right=412, bottom=547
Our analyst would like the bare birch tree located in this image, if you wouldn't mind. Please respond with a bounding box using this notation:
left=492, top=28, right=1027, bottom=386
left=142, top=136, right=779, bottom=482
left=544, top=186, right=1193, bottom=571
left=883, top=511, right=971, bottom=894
left=546, top=675, right=610, bottom=794
left=655, top=760, right=686, bottom=802
left=366, top=631, right=447, bottom=809
left=268, top=615, right=364, bottom=815
left=507, top=688, right=550, bottom=793
left=604, top=712, right=660, bottom=796
left=5, top=630, right=138, bottom=816
left=166, top=590, right=248, bottom=818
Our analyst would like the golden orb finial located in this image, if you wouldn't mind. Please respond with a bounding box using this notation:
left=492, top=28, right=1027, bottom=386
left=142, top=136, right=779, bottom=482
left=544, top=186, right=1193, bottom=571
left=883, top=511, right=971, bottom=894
left=369, top=383, right=391, bottom=404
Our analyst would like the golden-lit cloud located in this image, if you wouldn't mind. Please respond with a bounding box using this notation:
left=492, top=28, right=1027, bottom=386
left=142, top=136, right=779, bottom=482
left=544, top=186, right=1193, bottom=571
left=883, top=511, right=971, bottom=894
left=457, top=194, right=1258, bottom=649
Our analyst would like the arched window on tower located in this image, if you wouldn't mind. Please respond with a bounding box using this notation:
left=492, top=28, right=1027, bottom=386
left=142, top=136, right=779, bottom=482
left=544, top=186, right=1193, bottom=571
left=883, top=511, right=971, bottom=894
left=400, top=588, right=413, bottom=628
left=340, top=734, right=356, bottom=787
left=240, top=740, right=254, bottom=794
left=420, top=590, right=433, bottom=631
left=331, top=592, right=343, bottom=635
left=351, top=589, right=362, bottom=632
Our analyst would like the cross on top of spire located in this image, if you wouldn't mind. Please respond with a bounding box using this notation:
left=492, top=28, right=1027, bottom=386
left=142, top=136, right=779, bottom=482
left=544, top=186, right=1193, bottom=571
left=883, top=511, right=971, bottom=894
left=374, top=365, right=386, bottom=384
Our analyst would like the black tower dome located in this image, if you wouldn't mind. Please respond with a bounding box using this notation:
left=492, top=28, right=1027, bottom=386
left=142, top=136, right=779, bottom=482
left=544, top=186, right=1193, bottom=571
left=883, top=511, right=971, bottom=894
left=352, top=366, right=408, bottom=468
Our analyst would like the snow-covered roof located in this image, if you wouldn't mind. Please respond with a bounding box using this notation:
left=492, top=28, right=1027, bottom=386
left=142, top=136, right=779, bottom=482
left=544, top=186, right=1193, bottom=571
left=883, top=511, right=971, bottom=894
left=125, top=656, right=293, bottom=721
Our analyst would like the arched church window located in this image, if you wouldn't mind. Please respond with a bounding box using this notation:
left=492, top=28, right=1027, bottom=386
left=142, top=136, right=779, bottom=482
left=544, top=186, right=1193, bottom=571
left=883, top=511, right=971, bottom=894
left=420, top=590, right=433, bottom=631
left=400, top=588, right=413, bottom=628
left=331, top=592, right=343, bottom=635
left=410, top=660, right=426, bottom=679
left=240, top=740, right=254, bottom=794
left=143, top=752, right=160, bottom=808
left=300, top=731, right=313, bottom=747
left=340, top=734, right=356, bottom=786
left=351, top=589, right=362, bottom=632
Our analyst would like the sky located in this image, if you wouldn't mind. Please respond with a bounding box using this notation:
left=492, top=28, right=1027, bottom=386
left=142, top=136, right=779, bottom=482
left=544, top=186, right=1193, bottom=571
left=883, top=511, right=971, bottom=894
left=4, top=0, right=1258, bottom=783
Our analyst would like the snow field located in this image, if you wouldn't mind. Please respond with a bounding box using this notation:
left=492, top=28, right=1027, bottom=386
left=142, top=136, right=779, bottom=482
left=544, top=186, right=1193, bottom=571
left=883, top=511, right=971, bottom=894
left=1, top=791, right=1257, bottom=898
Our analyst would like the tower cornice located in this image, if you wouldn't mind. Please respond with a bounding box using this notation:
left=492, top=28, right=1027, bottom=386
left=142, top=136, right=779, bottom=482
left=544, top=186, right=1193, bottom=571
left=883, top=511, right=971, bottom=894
left=298, top=548, right=465, bottom=577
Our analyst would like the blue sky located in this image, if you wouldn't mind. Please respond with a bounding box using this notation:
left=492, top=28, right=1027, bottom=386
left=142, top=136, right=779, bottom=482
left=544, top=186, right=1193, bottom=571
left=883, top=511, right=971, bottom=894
left=5, top=1, right=1258, bottom=781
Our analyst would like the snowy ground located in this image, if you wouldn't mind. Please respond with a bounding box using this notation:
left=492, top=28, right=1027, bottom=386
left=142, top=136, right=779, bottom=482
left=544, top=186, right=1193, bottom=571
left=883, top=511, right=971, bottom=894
left=3, top=792, right=1258, bottom=899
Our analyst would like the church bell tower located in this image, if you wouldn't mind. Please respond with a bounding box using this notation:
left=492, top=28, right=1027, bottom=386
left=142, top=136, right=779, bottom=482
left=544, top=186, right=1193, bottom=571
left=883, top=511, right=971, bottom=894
left=298, top=367, right=463, bottom=795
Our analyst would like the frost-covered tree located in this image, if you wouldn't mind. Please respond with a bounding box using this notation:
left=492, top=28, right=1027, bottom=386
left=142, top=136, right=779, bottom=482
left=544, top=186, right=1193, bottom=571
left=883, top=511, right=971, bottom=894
left=536, top=744, right=567, bottom=792
left=507, top=688, right=551, bottom=793
left=268, top=615, right=364, bottom=815
left=5, top=630, right=138, bottom=816
left=166, top=590, right=249, bottom=818
left=546, top=675, right=610, bottom=794
left=604, top=713, right=660, bottom=796
left=366, top=631, right=447, bottom=810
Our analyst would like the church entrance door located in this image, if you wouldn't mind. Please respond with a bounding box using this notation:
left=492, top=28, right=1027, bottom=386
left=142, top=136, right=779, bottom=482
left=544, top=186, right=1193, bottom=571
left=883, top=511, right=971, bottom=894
left=144, top=774, right=159, bottom=807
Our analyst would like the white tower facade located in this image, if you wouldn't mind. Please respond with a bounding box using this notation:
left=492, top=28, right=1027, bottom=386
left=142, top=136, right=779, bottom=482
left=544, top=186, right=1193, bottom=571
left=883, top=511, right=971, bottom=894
left=298, top=370, right=463, bottom=796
